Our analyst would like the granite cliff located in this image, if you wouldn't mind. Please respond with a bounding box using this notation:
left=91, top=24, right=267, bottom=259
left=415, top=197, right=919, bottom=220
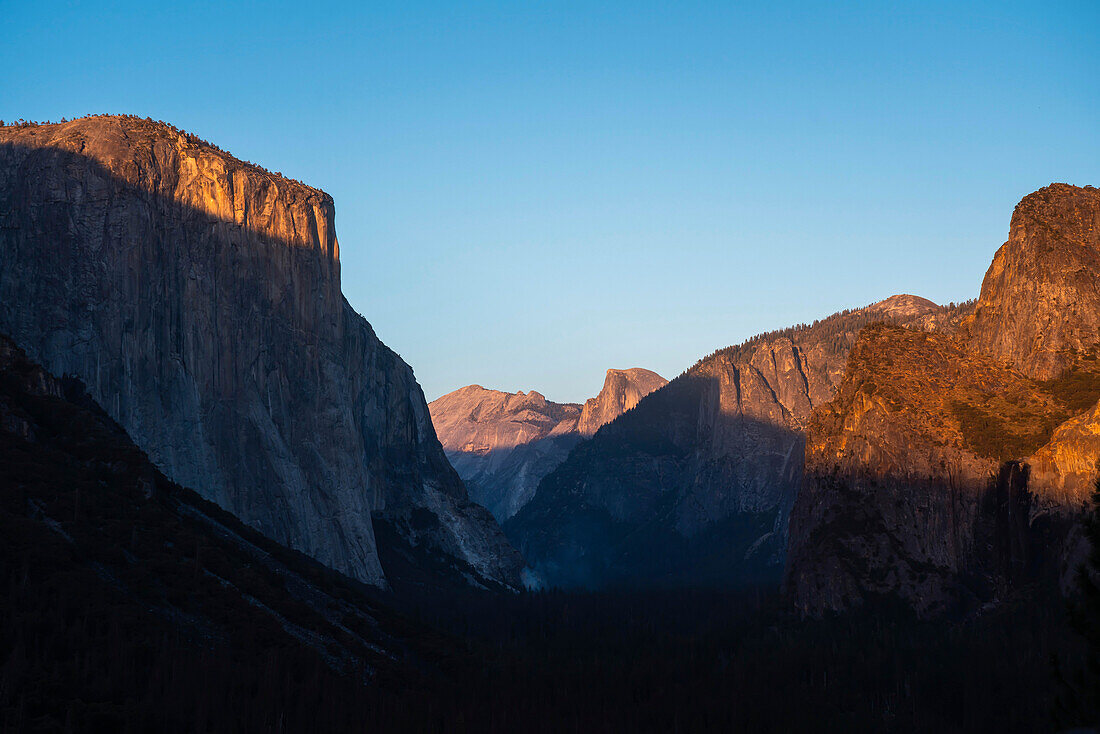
left=967, top=184, right=1100, bottom=379
left=506, top=296, right=968, bottom=589
left=428, top=368, right=667, bottom=521
left=787, top=184, right=1100, bottom=617
left=576, top=368, right=669, bottom=437
left=0, top=116, right=522, bottom=589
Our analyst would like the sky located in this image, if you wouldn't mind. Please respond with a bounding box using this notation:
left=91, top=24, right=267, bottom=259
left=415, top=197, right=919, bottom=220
left=2, top=1, right=1097, bottom=403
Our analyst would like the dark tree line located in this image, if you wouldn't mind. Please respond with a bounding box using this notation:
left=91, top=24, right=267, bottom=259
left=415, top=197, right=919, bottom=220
left=1056, top=470, right=1100, bottom=728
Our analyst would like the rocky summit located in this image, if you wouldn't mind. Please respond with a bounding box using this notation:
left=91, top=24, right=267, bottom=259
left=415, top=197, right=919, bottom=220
left=965, top=184, right=1100, bottom=379
left=576, top=368, right=669, bottom=436
left=0, top=116, right=522, bottom=590
left=429, top=368, right=667, bottom=522
left=506, top=295, right=969, bottom=590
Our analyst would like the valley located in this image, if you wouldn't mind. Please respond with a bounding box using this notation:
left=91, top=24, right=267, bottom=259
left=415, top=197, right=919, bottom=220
left=1, top=114, right=1098, bottom=732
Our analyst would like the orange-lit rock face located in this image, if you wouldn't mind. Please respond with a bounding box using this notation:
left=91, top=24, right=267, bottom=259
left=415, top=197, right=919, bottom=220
left=1030, top=401, right=1100, bottom=505
left=968, top=184, right=1100, bottom=379
left=787, top=325, right=1037, bottom=618
left=577, top=368, right=668, bottom=436
left=0, top=116, right=522, bottom=590
left=2, top=116, right=339, bottom=255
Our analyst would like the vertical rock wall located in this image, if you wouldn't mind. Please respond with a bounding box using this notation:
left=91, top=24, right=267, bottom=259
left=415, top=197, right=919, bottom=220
left=0, top=116, right=521, bottom=588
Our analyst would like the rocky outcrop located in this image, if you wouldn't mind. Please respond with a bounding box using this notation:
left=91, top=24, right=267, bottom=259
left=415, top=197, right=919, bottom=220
left=865, top=294, right=940, bottom=321
left=0, top=116, right=522, bottom=589
left=967, top=184, right=1100, bottom=379
left=1028, top=401, right=1100, bottom=507
left=506, top=297, right=967, bottom=590
left=576, top=368, right=668, bottom=436
left=428, top=368, right=667, bottom=521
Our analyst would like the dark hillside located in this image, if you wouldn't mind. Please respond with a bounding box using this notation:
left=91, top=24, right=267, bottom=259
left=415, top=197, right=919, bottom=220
left=0, top=328, right=1083, bottom=733
left=0, top=333, right=446, bottom=732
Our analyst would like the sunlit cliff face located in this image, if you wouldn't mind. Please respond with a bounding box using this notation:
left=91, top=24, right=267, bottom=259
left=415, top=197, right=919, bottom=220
left=966, top=184, right=1100, bottom=380
left=6, top=116, right=340, bottom=253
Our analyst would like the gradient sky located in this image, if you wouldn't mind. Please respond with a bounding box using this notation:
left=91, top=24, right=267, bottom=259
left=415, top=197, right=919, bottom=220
left=2, top=1, right=1097, bottom=402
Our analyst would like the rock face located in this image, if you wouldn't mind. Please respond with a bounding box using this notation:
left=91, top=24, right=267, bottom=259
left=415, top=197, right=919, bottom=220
left=967, top=184, right=1100, bottom=379
left=788, top=184, right=1100, bottom=617
left=0, top=116, right=522, bottom=589
left=506, top=296, right=967, bottom=590
left=428, top=368, right=667, bottom=521
left=1030, top=401, right=1100, bottom=505
left=429, top=386, right=583, bottom=522
left=576, top=368, right=668, bottom=436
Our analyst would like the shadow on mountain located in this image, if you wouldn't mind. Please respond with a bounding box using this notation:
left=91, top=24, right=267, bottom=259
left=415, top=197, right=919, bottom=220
left=444, top=432, right=586, bottom=521
left=1, top=309, right=1081, bottom=733
left=507, top=373, right=802, bottom=590
left=787, top=460, right=1079, bottom=618
left=0, top=332, right=465, bottom=731
left=0, top=130, right=1089, bottom=733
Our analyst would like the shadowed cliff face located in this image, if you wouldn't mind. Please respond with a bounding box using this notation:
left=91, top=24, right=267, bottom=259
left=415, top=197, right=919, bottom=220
left=787, top=458, right=1059, bottom=618
left=507, top=297, right=969, bottom=590
left=428, top=368, right=667, bottom=522
left=0, top=116, right=522, bottom=589
left=967, top=183, right=1100, bottom=379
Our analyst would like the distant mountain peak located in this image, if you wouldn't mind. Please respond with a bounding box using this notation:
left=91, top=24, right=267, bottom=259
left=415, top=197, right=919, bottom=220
left=578, top=368, right=669, bottom=436
left=862, top=294, right=940, bottom=319
left=429, top=367, right=666, bottom=521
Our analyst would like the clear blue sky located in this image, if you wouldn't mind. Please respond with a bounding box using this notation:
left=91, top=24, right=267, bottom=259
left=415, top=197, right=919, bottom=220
left=3, top=1, right=1097, bottom=402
